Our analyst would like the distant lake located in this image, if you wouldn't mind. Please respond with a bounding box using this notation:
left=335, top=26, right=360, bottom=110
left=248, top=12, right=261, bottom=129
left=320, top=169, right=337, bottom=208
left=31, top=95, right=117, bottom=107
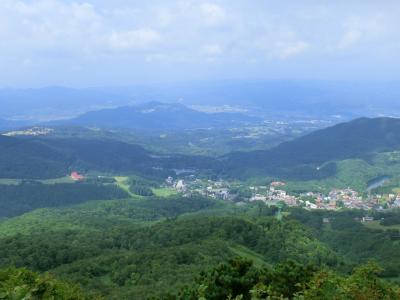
left=366, top=175, right=390, bottom=192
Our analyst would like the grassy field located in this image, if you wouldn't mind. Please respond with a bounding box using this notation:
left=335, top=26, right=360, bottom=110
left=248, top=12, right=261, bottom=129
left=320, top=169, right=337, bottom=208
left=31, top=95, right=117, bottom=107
left=40, top=176, right=75, bottom=184
left=152, top=187, right=178, bottom=197
left=114, top=176, right=135, bottom=197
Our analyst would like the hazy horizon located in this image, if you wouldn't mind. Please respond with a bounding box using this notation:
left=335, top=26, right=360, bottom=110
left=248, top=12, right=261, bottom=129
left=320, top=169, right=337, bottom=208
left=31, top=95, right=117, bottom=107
left=1, top=0, right=400, bottom=87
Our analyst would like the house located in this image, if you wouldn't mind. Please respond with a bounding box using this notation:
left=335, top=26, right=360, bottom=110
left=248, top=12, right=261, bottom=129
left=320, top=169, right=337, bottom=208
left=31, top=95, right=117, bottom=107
left=270, top=181, right=286, bottom=187
left=217, top=189, right=230, bottom=200
left=175, top=180, right=186, bottom=192
left=165, top=176, right=174, bottom=185
left=250, top=194, right=267, bottom=202
left=306, top=201, right=318, bottom=209
left=362, top=216, right=374, bottom=222
left=393, top=199, right=400, bottom=207
left=71, top=172, right=84, bottom=181
left=322, top=217, right=330, bottom=224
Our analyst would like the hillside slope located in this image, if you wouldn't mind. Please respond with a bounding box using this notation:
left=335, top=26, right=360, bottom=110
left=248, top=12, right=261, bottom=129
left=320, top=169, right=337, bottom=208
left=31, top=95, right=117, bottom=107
left=0, top=198, right=399, bottom=298
left=3, top=117, right=400, bottom=181
left=0, top=198, right=338, bottom=298
left=0, top=135, right=70, bottom=178
left=224, top=117, right=400, bottom=179
left=0, top=135, right=160, bottom=179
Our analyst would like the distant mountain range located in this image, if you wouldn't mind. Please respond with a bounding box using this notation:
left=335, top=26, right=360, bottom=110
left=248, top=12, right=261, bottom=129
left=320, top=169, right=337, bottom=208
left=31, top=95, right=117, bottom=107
left=55, top=102, right=260, bottom=131
left=2, top=81, right=400, bottom=121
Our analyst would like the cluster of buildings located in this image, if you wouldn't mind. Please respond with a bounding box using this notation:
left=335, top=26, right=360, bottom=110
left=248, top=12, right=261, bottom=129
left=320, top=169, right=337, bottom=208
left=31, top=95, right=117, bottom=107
left=3, top=127, right=54, bottom=137
left=260, top=185, right=400, bottom=211
left=166, top=176, right=233, bottom=200
left=383, top=194, right=400, bottom=209
left=165, top=175, right=400, bottom=212
left=315, top=189, right=400, bottom=210
left=301, top=188, right=367, bottom=210
left=250, top=182, right=297, bottom=206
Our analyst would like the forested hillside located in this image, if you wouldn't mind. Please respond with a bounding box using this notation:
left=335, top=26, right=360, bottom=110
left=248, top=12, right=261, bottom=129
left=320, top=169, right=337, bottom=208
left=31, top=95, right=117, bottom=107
left=0, top=135, right=161, bottom=179
left=0, top=135, right=70, bottom=179
left=4, top=117, right=400, bottom=182
left=0, top=267, right=98, bottom=299
left=0, top=181, right=129, bottom=218
left=0, top=133, right=219, bottom=179
left=224, top=117, right=400, bottom=180
left=1, top=117, right=400, bottom=299
left=169, top=258, right=400, bottom=300
left=0, top=196, right=399, bottom=299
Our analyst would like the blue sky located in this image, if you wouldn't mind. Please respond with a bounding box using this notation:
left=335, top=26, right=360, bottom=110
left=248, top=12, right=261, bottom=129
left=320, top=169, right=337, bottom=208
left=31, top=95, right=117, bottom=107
left=1, top=0, right=400, bottom=87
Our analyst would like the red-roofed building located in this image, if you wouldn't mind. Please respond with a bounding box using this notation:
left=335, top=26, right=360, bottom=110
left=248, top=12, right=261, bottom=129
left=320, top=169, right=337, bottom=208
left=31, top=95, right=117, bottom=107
left=71, top=172, right=84, bottom=181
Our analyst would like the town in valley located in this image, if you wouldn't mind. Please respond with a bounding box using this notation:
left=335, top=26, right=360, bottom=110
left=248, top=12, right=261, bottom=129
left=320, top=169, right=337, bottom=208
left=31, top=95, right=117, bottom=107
left=165, top=174, right=400, bottom=215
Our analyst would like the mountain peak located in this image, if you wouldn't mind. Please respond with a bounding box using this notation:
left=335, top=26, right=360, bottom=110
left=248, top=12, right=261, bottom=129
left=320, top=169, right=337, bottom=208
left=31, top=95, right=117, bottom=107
left=56, top=102, right=259, bottom=131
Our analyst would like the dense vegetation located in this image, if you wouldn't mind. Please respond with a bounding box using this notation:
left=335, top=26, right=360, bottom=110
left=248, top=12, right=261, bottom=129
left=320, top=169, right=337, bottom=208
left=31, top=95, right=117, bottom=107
left=167, top=258, right=400, bottom=300
left=0, top=181, right=129, bottom=218
left=3, top=117, right=400, bottom=299
left=1, top=196, right=400, bottom=298
left=0, top=133, right=222, bottom=181
left=127, top=176, right=158, bottom=196
left=224, top=117, right=400, bottom=180
left=0, top=267, right=97, bottom=299
left=381, top=213, right=400, bottom=226
left=0, top=135, right=69, bottom=179
left=4, top=117, right=400, bottom=185
left=288, top=208, right=400, bottom=277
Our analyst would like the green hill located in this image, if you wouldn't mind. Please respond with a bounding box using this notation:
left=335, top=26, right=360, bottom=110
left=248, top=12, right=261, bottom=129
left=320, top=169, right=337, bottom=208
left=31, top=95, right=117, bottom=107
left=0, top=196, right=399, bottom=298
left=4, top=117, right=400, bottom=187
left=0, top=135, right=165, bottom=179
left=224, top=117, right=400, bottom=180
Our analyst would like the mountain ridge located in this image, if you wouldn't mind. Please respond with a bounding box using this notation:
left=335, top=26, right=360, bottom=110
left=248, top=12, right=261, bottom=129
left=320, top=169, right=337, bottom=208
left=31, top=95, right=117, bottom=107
left=2, top=116, right=400, bottom=181
left=223, top=117, right=400, bottom=179
left=56, top=101, right=260, bottom=131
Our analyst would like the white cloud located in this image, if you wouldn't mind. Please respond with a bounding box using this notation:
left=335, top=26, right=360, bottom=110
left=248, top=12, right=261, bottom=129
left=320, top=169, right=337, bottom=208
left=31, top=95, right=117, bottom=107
left=0, top=0, right=102, bottom=51
left=199, top=3, right=226, bottom=27
left=145, top=53, right=168, bottom=63
left=276, top=41, right=310, bottom=59
left=200, top=44, right=224, bottom=56
left=1, top=0, right=400, bottom=85
left=338, top=30, right=362, bottom=49
left=336, top=14, right=387, bottom=50
left=108, top=29, right=162, bottom=51
left=256, top=29, right=310, bottom=60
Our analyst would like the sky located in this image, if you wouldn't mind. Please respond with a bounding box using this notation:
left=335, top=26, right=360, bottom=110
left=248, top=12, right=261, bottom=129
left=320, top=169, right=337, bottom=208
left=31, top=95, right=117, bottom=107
left=1, top=0, right=400, bottom=87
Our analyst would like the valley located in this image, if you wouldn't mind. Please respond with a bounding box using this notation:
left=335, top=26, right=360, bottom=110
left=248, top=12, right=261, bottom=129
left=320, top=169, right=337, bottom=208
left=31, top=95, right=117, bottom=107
left=3, top=2, right=400, bottom=298
left=3, top=115, right=400, bottom=218
left=1, top=106, right=400, bottom=299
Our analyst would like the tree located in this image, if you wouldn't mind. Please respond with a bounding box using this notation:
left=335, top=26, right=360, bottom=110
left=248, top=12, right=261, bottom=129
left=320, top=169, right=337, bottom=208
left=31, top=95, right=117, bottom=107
left=0, top=267, right=101, bottom=300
